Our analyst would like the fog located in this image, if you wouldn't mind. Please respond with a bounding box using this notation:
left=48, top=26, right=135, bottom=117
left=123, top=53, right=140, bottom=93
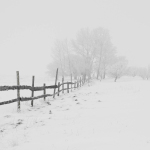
left=0, top=0, right=150, bottom=76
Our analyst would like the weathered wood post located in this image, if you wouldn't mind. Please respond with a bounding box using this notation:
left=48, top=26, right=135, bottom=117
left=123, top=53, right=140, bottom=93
left=31, top=76, right=35, bottom=107
left=62, top=77, right=64, bottom=94
left=43, top=83, right=46, bottom=101
left=16, top=71, right=20, bottom=112
left=80, top=77, right=81, bottom=87
left=71, top=74, right=72, bottom=92
left=57, top=82, right=60, bottom=96
left=67, top=82, right=69, bottom=93
left=79, top=77, right=80, bottom=87
left=82, top=76, right=84, bottom=85
left=53, top=68, right=58, bottom=98
left=84, top=74, right=86, bottom=83
left=74, top=81, right=76, bottom=89
left=76, top=78, right=77, bottom=88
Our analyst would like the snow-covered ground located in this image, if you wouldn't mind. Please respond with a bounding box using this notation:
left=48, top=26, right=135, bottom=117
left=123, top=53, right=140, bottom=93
left=0, top=76, right=150, bottom=150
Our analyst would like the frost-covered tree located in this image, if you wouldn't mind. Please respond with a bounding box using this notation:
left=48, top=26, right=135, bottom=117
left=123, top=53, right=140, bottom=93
left=92, top=27, right=110, bottom=79
left=137, top=67, right=148, bottom=80
left=68, top=54, right=86, bottom=79
left=108, top=56, right=128, bottom=82
left=47, top=39, right=72, bottom=77
left=147, top=65, right=150, bottom=80
left=92, top=27, right=116, bottom=79
left=126, top=66, right=139, bottom=77
left=48, top=27, right=121, bottom=80
left=126, top=65, right=150, bottom=80
left=72, top=27, right=116, bottom=79
left=72, top=28, right=96, bottom=78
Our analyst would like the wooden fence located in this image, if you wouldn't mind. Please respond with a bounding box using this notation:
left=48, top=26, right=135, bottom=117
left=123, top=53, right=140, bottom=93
left=0, top=69, right=87, bottom=111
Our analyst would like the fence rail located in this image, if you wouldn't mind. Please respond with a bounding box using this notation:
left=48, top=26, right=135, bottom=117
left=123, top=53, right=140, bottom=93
left=0, top=69, right=88, bottom=111
left=0, top=85, right=58, bottom=91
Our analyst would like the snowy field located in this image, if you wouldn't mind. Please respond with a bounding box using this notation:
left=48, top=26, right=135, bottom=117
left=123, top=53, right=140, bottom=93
left=0, top=76, right=150, bottom=150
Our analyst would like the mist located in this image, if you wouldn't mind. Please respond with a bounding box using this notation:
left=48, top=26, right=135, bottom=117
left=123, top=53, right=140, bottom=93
left=0, top=0, right=150, bottom=77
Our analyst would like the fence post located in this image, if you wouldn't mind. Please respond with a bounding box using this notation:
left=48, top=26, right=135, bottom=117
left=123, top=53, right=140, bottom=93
left=62, top=77, right=64, bottom=94
left=76, top=78, right=77, bottom=88
left=31, top=76, right=35, bottom=107
left=83, top=76, right=84, bottom=85
left=88, top=76, right=90, bottom=84
left=76, top=81, right=77, bottom=88
left=43, top=83, right=46, bottom=101
left=80, top=77, right=81, bottom=87
left=53, top=68, right=58, bottom=98
left=16, top=71, right=20, bottom=112
left=67, top=82, right=69, bottom=93
left=79, top=77, right=80, bottom=87
left=57, top=82, right=60, bottom=96
left=74, top=81, right=76, bottom=89
left=71, top=74, right=72, bottom=92
left=82, top=76, right=83, bottom=85
left=84, top=74, right=86, bottom=83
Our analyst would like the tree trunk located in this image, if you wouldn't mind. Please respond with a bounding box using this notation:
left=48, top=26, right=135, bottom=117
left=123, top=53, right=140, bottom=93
left=103, top=71, right=106, bottom=79
left=96, top=71, right=99, bottom=79
left=97, top=55, right=102, bottom=80
left=114, top=76, right=117, bottom=82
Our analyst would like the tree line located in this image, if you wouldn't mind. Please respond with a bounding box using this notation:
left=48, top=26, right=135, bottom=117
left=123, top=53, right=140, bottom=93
left=47, top=27, right=150, bottom=81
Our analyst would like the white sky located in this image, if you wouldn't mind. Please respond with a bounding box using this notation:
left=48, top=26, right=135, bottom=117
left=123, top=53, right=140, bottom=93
left=0, top=0, right=150, bottom=76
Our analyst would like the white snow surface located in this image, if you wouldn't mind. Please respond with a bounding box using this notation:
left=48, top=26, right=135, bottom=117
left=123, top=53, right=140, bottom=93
left=0, top=76, right=150, bottom=150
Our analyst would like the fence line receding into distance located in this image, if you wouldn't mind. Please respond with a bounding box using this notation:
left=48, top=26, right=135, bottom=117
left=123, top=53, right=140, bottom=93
left=0, top=69, right=88, bottom=112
